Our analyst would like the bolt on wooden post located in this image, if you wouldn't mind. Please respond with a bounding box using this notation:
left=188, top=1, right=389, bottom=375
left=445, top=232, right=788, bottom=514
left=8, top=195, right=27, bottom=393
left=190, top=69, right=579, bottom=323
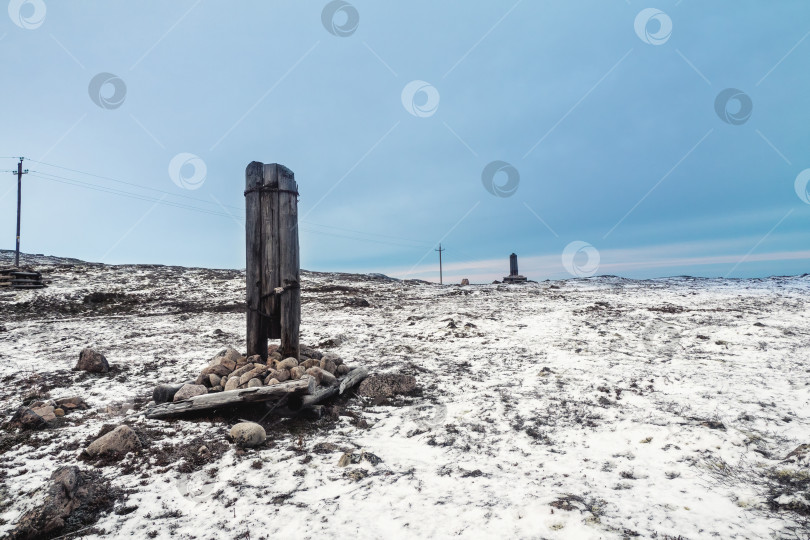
left=245, top=162, right=300, bottom=360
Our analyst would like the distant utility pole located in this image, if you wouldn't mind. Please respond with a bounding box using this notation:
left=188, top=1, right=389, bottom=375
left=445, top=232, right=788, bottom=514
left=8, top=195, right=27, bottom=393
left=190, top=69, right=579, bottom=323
left=435, top=243, right=445, bottom=285
left=14, top=157, right=28, bottom=268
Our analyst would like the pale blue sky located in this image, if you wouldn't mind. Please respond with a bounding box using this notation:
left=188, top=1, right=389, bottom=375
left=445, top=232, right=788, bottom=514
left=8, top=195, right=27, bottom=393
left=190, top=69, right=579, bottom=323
left=1, top=1, right=809, bottom=282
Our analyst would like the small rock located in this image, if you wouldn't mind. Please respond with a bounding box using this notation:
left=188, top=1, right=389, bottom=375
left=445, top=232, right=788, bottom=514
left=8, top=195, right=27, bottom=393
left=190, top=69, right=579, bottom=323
left=320, top=358, right=337, bottom=374
left=85, top=425, right=141, bottom=459
left=209, top=374, right=221, bottom=387
left=54, top=396, right=89, bottom=411
left=275, top=369, right=291, bottom=383
left=224, top=377, right=240, bottom=391
left=277, top=357, right=298, bottom=370
left=209, top=347, right=241, bottom=371
left=152, top=384, right=183, bottom=404
left=9, top=406, right=48, bottom=430
left=247, top=378, right=262, bottom=388
left=31, top=404, right=57, bottom=422
left=211, top=385, right=223, bottom=392
left=306, top=367, right=336, bottom=386
left=265, top=377, right=280, bottom=386
left=200, top=363, right=232, bottom=378
left=321, top=370, right=337, bottom=386
left=301, top=358, right=319, bottom=369
left=322, top=352, right=342, bottom=365
left=54, top=408, right=65, bottom=417
left=229, top=422, right=266, bottom=448
left=301, top=346, right=322, bottom=360
left=345, top=297, right=370, bottom=307
left=239, top=366, right=267, bottom=385
left=460, top=278, right=470, bottom=286
left=337, top=452, right=363, bottom=467
left=269, top=351, right=282, bottom=362
left=336, top=364, right=350, bottom=376
left=73, top=348, right=110, bottom=373
left=173, top=384, right=207, bottom=402
left=289, top=366, right=306, bottom=379
left=230, top=363, right=255, bottom=380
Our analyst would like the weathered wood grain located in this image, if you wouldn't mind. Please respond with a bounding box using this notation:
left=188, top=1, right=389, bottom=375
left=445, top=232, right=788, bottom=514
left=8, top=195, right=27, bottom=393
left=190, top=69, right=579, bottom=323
left=145, top=375, right=316, bottom=419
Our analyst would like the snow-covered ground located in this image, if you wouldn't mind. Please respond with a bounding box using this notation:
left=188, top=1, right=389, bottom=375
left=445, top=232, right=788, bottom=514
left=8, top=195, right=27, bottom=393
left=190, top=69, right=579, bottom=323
left=1, top=254, right=809, bottom=539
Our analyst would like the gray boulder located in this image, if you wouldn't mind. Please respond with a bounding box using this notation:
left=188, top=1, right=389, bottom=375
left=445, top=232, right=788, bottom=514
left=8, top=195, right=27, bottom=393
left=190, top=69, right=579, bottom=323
left=9, top=406, right=49, bottom=431
left=229, top=422, right=266, bottom=447
left=9, top=466, right=116, bottom=540
left=209, top=347, right=241, bottom=371
left=173, top=384, right=207, bottom=402
left=152, top=384, right=183, bottom=404
left=54, top=396, right=89, bottom=411
left=73, top=348, right=109, bottom=373
left=85, top=425, right=141, bottom=459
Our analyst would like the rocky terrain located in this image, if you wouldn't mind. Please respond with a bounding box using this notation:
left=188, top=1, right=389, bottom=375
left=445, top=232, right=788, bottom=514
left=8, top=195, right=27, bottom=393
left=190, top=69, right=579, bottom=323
left=0, top=251, right=808, bottom=539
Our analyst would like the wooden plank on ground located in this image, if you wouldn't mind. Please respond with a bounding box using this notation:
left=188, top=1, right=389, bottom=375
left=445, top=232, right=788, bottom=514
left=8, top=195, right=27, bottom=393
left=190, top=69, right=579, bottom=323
left=145, top=375, right=317, bottom=419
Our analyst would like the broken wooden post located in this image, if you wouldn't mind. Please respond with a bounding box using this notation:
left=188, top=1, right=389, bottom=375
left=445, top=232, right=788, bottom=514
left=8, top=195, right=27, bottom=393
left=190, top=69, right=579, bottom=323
left=245, top=162, right=300, bottom=360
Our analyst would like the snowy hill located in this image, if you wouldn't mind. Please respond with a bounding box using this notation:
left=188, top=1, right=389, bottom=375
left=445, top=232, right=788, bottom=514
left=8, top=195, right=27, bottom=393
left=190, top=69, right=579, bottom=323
left=1, top=257, right=808, bottom=539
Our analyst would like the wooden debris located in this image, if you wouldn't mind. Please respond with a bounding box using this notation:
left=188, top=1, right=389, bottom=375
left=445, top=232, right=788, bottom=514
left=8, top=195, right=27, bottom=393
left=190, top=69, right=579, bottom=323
left=277, top=367, right=369, bottom=416
left=0, top=268, right=46, bottom=289
left=145, top=375, right=316, bottom=419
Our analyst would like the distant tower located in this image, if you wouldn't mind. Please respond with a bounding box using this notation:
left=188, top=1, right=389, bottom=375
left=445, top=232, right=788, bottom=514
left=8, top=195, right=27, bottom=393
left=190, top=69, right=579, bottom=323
left=503, top=253, right=527, bottom=283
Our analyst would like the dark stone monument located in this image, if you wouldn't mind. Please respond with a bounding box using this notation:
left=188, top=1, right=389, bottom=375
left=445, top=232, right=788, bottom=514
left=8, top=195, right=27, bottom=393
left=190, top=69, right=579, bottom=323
left=503, top=253, right=527, bottom=284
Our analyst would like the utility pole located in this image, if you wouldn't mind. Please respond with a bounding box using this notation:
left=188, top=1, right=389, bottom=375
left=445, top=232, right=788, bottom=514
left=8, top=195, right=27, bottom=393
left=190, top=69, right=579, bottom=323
left=14, top=158, right=28, bottom=268
left=435, top=243, right=445, bottom=285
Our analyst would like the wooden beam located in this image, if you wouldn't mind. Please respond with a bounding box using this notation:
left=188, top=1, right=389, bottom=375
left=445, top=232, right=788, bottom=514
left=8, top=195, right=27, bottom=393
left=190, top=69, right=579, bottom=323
left=245, top=162, right=268, bottom=359
left=262, top=164, right=282, bottom=340
left=277, top=167, right=300, bottom=359
left=145, top=375, right=316, bottom=419
left=276, top=367, right=368, bottom=415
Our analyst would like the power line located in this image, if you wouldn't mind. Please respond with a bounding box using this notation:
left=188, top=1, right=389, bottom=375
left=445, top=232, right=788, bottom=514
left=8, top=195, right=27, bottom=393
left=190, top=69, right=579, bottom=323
left=11, top=158, right=441, bottom=253
left=299, top=221, right=431, bottom=247
left=25, top=159, right=435, bottom=247
left=28, top=172, right=235, bottom=218
left=25, top=158, right=244, bottom=212
left=23, top=171, right=433, bottom=250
